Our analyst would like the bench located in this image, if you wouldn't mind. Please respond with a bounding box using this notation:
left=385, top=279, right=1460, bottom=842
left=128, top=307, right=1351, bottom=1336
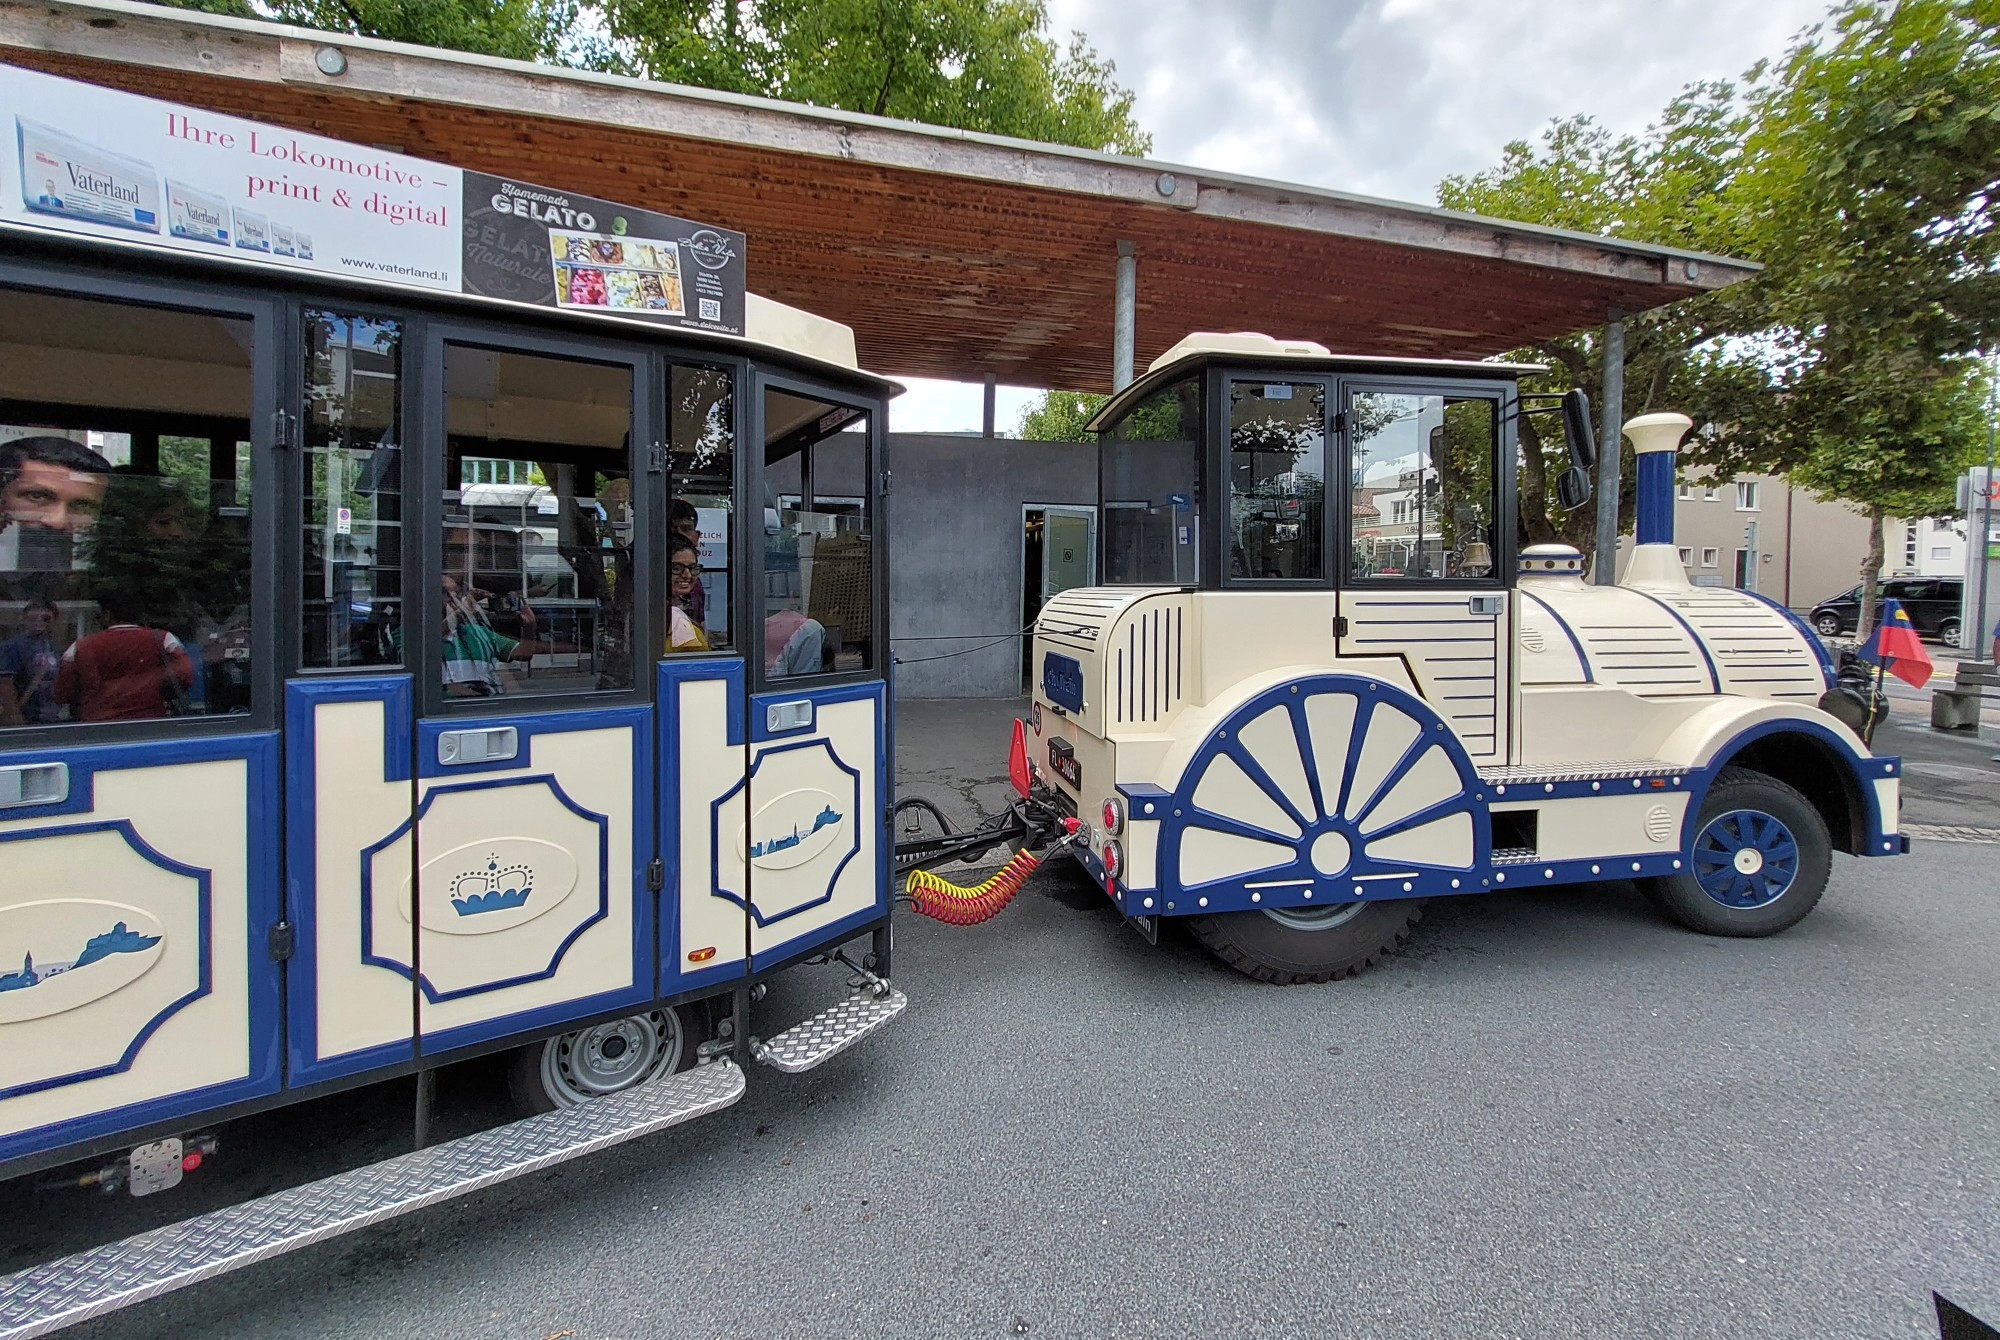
left=1931, top=661, right=2000, bottom=731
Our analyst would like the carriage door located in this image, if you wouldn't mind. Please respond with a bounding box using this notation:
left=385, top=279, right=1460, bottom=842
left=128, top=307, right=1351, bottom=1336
left=743, top=380, right=886, bottom=966
left=1339, top=385, right=1511, bottom=762
left=0, top=277, right=281, bottom=1164
left=395, top=331, right=654, bottom=1056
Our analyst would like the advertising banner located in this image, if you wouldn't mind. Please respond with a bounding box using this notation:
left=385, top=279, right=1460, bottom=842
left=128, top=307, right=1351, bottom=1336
left=1, top=64, right=746, bottom=335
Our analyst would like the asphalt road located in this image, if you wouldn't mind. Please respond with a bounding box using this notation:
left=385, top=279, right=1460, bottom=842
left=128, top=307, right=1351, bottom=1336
left=7, top=700, right=1998, bottom=1340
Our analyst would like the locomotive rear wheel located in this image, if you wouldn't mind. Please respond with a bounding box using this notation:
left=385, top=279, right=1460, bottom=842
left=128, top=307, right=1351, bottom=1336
left=1187, top=897, right=1425, bottom=985
left=1638, top=767, right=1832, bottom=937
left=508, top=1006, right=700, bottom=1115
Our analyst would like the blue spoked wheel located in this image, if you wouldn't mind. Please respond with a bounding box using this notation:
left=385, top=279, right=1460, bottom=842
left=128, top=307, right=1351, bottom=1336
left=1692, top=810, right=1800, bottom=908
left=1640, top=767, right=1832, bottom=937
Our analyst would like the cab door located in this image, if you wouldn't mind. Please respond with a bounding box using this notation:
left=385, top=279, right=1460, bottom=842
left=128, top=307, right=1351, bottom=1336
left=740, top=378, right=887, bottom=967
left=397, top=329, right=656, bottom=1055
left=0, top=269, right=282, bottom=1164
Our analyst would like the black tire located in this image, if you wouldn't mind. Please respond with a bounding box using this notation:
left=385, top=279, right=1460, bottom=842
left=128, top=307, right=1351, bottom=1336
left=507, top=1005, right=701, bottom=1116
left=1813, top=613, right=1843, bottom=637
left=1187, top=897, right=1425, bottom=985
left=1939, top=618, right=1962, bottom=650
left=1638, top=767, right=1832, bottom=937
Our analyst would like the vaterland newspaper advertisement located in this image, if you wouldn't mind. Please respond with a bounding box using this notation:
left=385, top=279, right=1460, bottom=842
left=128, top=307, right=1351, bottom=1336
left=0, top=63, right=746, bottom=336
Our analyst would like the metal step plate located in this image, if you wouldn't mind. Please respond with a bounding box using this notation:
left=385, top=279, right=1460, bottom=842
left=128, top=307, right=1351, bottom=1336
left=0, top=1060, right=746, bottom=1340
left=1477, top=759, right=1688, bottom=786
left=750, top=987, right=908, bottom=1075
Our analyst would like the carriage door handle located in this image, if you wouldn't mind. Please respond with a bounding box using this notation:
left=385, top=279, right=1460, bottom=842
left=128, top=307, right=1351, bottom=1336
left=1467, top=595, right=1503, bottom=616
left=437, top=727, right=519, bottom=765
left=0, top=762, right=68, bottom=807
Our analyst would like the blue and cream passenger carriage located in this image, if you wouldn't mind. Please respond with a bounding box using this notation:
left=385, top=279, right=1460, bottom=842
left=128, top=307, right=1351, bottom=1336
left=0, top=64, right=905, bottom=1331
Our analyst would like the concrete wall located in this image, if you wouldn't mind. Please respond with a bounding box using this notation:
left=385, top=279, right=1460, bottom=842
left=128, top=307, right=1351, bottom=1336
left=1617, top=474, right=1871, bottom=609
left=887, top=433, right=1096, bottom=698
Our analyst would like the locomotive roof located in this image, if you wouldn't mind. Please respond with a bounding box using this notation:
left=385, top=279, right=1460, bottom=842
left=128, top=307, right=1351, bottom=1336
left=1084, top=332, right=1545, bottom=432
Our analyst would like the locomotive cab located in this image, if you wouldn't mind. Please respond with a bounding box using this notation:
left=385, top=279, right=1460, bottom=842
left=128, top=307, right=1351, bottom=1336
left=1022, top=333, right=1904, bottom=983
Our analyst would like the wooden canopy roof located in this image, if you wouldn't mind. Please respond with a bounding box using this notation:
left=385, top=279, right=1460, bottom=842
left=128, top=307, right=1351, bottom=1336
left=0, top=0, right=1760, bottom=392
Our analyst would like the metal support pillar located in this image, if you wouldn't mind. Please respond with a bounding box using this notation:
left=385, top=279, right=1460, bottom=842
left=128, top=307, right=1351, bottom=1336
left=982, top=373, right=997, bottom=439
left=1113, top=240, right=1136, bottom=392
left=1593, top=313, right=1626, bottom=584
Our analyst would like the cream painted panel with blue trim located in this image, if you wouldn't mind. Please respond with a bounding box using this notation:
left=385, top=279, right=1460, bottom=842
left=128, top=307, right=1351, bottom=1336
left=0, top=757, right=256, bottom=1142
left=412, top=724, right=641, bottom=1040
left=669, top=676, right=748, bottom=980
left=1341, top=591, right=1510, bottom=760
left=307, top=697, right=418, bottom=1067
left=743, top=689, right=883, bottom=962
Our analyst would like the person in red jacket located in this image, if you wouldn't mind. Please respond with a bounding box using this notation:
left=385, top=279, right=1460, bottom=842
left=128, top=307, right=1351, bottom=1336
left=53, top=603, right=194, bottom=722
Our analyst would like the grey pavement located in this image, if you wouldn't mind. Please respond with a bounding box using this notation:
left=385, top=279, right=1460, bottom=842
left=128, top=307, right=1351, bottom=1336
left=8, top=696, right=1998, bottom=1340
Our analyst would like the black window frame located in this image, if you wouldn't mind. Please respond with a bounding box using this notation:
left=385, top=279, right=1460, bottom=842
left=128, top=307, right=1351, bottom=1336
left=0, top=253, right=282, bottom=747
left=748, top=366, right=888, bottom=694
left=1212, top=369, right=1335, bottom=592
left=1096, top=369, right=1205, bottom=588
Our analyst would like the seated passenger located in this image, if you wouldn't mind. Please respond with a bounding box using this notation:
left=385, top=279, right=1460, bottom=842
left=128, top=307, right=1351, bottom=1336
left=416, top=576, right=573, bottom=698
left=666, top=539, right=709, bottom=653
left=53, top=596, right=194, bottom=722
left=764, top=607, right=824, bottom=679
left=0, top=597, right=62, bottom=725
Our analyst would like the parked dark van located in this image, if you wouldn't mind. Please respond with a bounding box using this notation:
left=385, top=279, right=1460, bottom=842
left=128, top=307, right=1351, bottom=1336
left=1810, top=576, right=1965, bottom=646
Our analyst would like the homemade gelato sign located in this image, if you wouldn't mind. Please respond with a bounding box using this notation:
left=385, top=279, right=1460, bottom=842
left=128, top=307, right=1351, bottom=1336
left=1, top=64, right=745, bottom=335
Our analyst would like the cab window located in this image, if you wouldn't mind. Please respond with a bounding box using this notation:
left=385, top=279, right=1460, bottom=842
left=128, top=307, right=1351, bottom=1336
left=1347, top=389, right=1498, bottom=581
left=1101, top=374, right=1200, bottom=585
left=667, top=364, right=734, bottom=655
left=0, top=286, right=256, bottom=728
left=761, top=389, right=874, bottom=678
left=1228, top=379, right=1325, bottom=581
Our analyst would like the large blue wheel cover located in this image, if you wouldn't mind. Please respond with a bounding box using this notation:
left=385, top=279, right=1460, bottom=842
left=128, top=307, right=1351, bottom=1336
left=1690, top=808, right=1800, bottom=909
left=1159, top=674, right=1491, bottom=909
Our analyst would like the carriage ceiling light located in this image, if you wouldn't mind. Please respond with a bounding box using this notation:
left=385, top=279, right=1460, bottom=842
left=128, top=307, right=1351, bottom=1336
left=1101, top=797, right=1124, bottom=836
left=315, top=46, right=349, bottom=76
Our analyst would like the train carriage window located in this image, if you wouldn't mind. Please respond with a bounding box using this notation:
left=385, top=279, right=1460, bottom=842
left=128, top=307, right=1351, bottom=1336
left=1101, top=374, right=1200, bottom=584
left=1228, top=380, right=1325, bottom=580
left=668, top=364, right=734, bottom=654
left=0, top=287, right=256, bottom=728
left=1347, top=390, right=1497, bottom=581
left=304, top=311, right=402, bottom=669
left=762, top=391, right=873, bottom=678
left=434, top=344, right=635, bottom=698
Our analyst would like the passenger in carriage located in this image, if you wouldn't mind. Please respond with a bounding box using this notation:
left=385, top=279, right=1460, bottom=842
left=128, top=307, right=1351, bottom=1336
left=764, top=606, right=825, bottom=678
left=665, top=537, right=709, bottom=653
left=669, top=498, right=706, bottom=627
left=422, top=575, right=576, bottom=698
left=0, top=596, right=61, bottom=725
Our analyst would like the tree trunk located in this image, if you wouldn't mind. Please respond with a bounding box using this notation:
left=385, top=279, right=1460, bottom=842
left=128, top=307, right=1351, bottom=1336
left=1856, top=505, right=1886, bottom=644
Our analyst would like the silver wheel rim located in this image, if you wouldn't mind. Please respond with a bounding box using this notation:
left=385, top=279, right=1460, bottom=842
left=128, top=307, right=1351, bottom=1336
left=1942, top=623, right=1961, bottom=648
left=538, top=1011, right=680, bottom=1107
left=1816, top=616, right=1840, bottom=636
left=1262, top=899, right=1369, bottom=932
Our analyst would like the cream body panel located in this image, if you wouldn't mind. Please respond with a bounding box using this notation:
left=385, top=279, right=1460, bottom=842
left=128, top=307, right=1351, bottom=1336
left=416, top=725, right=637, bottom=1034
left=312, top=698, right=419, bottom=1061
left=0, top=759, right=252, bottom=1140
left=1874, top=779, right=1900, bottom=836
left=672, top=677, right=748, bottom=972
left=1340, top=590, right=1509, bottom=761
left=1493, top=793, right=1692, bottom=861
left=1192, top=592, right=1332, bottom=712
left=746, top=696, right=880, bottom=956
left=1515, top=686, right=1714, bottom=769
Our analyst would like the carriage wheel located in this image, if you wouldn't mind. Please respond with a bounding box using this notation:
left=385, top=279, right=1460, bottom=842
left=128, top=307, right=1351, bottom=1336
left=1169, top=679, right=1482, bottom=984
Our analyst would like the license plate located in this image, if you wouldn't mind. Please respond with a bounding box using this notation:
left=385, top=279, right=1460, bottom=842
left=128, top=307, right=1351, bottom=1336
left=1048, top=738, right=1081, bottom=789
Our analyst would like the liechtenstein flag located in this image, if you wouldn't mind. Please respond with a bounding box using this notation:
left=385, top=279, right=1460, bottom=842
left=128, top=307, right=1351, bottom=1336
left=1858, top=597, right=1935, bottom=688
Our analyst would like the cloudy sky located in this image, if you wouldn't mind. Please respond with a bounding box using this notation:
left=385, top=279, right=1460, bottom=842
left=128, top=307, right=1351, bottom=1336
left=893, top=0, right=1836, bottom=434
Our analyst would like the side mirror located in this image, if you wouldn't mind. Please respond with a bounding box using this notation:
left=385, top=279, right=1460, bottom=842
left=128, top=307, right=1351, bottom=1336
left=1561, top=389, right=1595, bottom=472
left=1556, top=465, right=1592, bottom=511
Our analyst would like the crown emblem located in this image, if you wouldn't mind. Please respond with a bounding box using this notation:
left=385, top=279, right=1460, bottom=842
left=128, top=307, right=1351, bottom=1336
left=451, top=855, right=534, bottom=916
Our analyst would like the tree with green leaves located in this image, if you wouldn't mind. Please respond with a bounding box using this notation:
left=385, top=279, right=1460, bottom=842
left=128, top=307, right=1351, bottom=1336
left=1017, top=389, right=1105, bottom=441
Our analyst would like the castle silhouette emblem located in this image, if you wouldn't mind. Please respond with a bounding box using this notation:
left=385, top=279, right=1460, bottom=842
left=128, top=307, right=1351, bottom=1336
left=748, top=804, right=843, bottom=859
left=0, top=921, right=161, bottom=993
left=451, top=855, right=535, bottom=916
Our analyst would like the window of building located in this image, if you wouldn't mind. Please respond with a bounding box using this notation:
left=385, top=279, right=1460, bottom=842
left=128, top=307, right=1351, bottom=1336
left=668, top=364, right=733, bottom=654
left=1347, top=389, right=1498, bottom=580
left=1904, top=528, right=1920, bottom=567
left=1, top=286, right=257, bottom=729
left=1734, top=549, right=1754, bottom=587
left=1101, top=374, right=1201, bottom=585
left=1932, top=546, right=1953, bottom=561
left=1700, top=547, right=1719, bottom=567
left=1736, top=481, right=1759, bottom=511
left=762, top=389, right=874, bottom=678
left=1677, top=547, right=1693, bottom=566
left=304, top=310, right=401, bottom=669
left=436, top=343, right=635, bottom=699
left=1704, top=486, right=1718, bottom=501
left=1678, top=482, right=1693, bottom=500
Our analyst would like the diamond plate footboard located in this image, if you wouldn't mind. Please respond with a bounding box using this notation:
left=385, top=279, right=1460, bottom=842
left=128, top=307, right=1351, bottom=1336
left=0, top=1059, right=747, bottom=1340
left=750, top=987, right=908, bottom=1074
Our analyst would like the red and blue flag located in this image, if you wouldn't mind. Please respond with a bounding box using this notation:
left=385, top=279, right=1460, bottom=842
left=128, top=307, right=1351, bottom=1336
left=1857, top=596, right=1934, bottom=689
